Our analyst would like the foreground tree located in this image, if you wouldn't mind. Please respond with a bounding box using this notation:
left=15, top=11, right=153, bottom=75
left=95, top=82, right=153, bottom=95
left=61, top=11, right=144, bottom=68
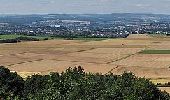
left=0, top=66, right=170, bottom=100
left=0, top=66, right=24, bottom=99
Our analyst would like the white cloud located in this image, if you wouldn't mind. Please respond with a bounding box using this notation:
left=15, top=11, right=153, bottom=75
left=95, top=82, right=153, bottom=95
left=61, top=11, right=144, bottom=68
left=135, top=4, right=151, bottom=7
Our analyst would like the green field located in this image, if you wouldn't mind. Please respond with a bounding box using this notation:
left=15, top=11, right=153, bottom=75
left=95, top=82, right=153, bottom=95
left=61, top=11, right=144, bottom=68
left=0, top=34, right=22, bottom=40
left=139, top=50, right=170, bottom=54
left=0, top=34, right=54, bottom=40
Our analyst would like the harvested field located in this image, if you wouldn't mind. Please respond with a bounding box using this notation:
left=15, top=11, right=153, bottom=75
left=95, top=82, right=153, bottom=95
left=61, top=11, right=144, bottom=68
left=1, top=34, right=170, bottom=93
left=159, top=87, right=170, bottom=93
left=127, top=34, right=153, bottom=39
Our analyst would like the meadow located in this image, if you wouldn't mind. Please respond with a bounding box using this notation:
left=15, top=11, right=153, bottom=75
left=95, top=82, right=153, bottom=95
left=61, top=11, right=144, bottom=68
left=139, top=50, right=170, bottom=54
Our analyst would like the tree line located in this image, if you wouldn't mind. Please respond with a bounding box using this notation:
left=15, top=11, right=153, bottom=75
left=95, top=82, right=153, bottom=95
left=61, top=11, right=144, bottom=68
left=0, top=66, right=169, bottom=100
left=0, top=36, right=46, bottom=43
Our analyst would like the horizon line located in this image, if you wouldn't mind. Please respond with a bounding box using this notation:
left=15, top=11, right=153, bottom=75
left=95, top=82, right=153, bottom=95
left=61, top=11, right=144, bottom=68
left=0, top=12, right=170, bottom=16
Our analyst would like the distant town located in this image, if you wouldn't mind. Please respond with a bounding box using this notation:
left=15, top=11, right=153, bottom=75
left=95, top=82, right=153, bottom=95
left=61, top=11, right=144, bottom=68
left=1, top=13, right=170, bottom=38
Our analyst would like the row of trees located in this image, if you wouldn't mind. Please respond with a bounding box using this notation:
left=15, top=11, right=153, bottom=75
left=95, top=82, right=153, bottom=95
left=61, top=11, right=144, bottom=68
left=0, top=39, right=19, bottom=43
left=0, top=36, right=41, bottom=43
left=0, top=66, right=169, bottom=100
left=157, top=82, right=170, bottom=87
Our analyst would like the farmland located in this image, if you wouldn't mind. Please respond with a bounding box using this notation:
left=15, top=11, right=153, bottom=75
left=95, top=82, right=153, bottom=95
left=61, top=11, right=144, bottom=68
left=139, top=50, right=170, bottom=54
left=0, top=34, right=170, bottom=93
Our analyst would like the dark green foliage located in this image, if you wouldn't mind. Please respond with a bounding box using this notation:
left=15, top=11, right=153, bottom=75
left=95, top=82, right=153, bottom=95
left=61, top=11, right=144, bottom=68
left=0, top=66, right=24, bottom=99
left=16, top=36, right=40, bottom=41
left=157, top=82, right=170, bottom=87
left=0, top=39, right=20, bottom=43
left=43, top=38, right=49, bottom=40
left=0, top=36, right=40, bottom=43
left=0, top=66, right=170, bottom=100
left=139, top=50, right=170, bottom=54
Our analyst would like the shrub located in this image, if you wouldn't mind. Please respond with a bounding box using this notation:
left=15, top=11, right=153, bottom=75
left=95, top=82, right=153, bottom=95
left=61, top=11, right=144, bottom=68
left=0, top=66, right=169, bottom=100
left=0, top=66, right=24, bottom=99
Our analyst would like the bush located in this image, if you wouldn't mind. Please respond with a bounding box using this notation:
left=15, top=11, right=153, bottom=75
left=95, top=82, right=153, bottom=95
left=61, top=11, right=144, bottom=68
left=16, top=36, right=40, bottom=41
left=0, top=36, right=40, bottom=44
left=43, top=38, right=49, bottom=40
left=0, top=66, right=169, bottom=100
left=0, top=66, right=24, bottom=99
left=0, top=39, right=20, bottom=43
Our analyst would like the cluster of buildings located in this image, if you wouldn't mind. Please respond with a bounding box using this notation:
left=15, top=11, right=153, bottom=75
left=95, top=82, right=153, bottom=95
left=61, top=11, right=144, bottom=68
left=1, top=14, right=170, bottom=37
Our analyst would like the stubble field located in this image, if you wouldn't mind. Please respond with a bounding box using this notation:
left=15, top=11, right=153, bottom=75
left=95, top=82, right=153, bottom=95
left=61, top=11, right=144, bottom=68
left=0, top=34, right=170, bottom=93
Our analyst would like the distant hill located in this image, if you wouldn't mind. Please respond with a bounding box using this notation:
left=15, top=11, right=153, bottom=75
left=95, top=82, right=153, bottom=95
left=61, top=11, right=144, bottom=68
left=1, top=13, right=170, bottom=25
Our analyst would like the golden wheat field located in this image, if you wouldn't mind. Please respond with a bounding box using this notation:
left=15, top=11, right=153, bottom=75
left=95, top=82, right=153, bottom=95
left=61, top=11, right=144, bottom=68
left=0, top=34, right=170, bottom=93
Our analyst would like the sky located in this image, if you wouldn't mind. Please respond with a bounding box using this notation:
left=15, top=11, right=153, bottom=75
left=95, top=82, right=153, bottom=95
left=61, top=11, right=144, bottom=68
left=0, top=0, right=170, bottom=14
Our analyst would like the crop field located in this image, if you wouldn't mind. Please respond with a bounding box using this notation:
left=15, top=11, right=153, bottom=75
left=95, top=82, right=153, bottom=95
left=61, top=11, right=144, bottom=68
left=0, top=34, right=170, bottom=93
left=139, top=50, right=170, bottom=54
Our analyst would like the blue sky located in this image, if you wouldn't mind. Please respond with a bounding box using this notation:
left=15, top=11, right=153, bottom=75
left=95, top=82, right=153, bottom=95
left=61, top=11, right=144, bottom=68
left=0, top=0, right=170, bottom=14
